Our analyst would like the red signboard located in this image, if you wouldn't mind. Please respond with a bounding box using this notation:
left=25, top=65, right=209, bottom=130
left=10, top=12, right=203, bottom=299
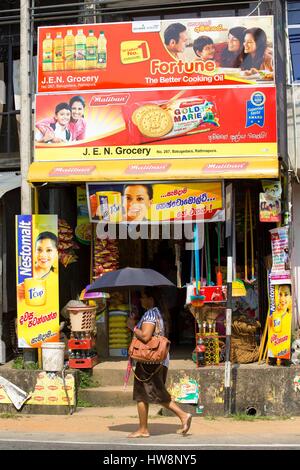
left=37, top=16, right=274, bottom=93
left=34, top=86, right=277, bottom=161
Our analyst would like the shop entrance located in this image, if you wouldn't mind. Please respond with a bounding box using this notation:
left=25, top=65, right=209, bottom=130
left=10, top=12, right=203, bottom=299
left=36, top=179, right=275, bottom=365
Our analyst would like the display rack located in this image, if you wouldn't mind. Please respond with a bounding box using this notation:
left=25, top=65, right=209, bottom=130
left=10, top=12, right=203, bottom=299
left=67, top=305, right=100, bottom=369
left=68, top=334, right=99, bottom=369
left=68, top=336, right=99, bottom=369
left=194, top=302, right=226, bottom=367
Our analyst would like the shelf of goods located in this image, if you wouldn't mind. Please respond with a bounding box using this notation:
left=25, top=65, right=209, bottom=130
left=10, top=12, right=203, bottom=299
left=109, top=307, right=131, bottom=357
left=195, top=333, right=226, bottom=367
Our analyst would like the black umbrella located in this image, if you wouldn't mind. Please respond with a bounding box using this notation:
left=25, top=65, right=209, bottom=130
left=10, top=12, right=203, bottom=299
left=86, top=267, right=175, bottom=292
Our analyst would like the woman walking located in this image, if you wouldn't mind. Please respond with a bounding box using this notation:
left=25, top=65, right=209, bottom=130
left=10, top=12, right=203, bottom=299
left=127, top=287, right=192, bottom=438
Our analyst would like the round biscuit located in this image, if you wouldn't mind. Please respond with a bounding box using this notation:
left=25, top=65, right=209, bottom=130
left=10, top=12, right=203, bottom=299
left=138, top=107, right=173, bottom=138
left=132, top=104, right=160, bottom=126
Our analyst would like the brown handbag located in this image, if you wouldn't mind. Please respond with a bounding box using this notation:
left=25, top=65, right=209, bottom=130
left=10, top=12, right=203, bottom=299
left=128, top=319, right=170, bottom=364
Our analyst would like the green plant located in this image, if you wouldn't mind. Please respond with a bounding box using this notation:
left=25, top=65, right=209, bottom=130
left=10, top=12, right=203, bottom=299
left=12, top=357, right=39, bottom=370
left=76, top=396, right=94, bottom=407
left=0, top=413, right=22, bottom=419
left=78, top=371, right=99, bottom=389
left=12, top=357, right=24, bottom=369
left=227, top=413, right=291, bottom=421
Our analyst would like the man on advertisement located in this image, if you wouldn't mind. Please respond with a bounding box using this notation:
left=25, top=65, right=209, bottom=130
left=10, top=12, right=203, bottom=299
left=163, top=23, right=188, bottom=60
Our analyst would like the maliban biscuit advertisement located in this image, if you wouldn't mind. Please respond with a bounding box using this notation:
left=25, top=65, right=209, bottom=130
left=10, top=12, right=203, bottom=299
left=34, top=87, right=277, bottom=162
left=37, top=16, right=274, bottom=93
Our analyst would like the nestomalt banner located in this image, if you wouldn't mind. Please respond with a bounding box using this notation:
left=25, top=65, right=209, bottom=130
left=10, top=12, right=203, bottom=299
left=37, top=16, right=274, bottom=92
left=87, top=181, right=224, bottom=224
left=16, top=214, right=59, bottom=348
left=34, top=86, right=277, bottom=162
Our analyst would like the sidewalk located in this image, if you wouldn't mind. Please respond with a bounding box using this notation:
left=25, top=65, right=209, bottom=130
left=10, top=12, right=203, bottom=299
left=1, top=406, right=300, bottom=447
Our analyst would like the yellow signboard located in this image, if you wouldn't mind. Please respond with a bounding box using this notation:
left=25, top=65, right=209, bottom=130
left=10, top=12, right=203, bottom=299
left=87, top=182, right=224, bottom=223
left=268, top=283, right=292, bottom=360
left=16, top=215, right=59, bottom=348
left=27, top=157, right=279, bottom=183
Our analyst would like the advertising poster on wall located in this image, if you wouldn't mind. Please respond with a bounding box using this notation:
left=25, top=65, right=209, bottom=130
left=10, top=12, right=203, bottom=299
left=16, top=214, right=59, bottom=348
left=259, top=180, right=282, bottom=222
left=37, top=16, right=274, bottom=93
left=267, top=275, right=292, bottom=360
left=34, top=86, right=277, bottom=162
left=269, top=226, right=291, bottom=284
left=87, top=181, right=224, bottom=224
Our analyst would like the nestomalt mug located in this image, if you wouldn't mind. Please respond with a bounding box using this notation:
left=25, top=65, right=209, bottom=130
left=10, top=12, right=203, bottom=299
left=24, top=278, right=47, bottom=306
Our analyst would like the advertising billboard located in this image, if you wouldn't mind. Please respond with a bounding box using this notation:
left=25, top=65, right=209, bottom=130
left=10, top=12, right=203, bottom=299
left=34, top=86, right=277, bottom=162
left=87, top=181, right=224, bottom=224
left=16, top=214, right=59, bottom=348
left=37, top=16, right=274, bottom=93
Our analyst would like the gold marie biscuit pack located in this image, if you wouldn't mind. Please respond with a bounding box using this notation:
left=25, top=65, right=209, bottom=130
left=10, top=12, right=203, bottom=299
left=129, top=96, right=220, bottom=144
left=138, top=106, right=174, bottom=138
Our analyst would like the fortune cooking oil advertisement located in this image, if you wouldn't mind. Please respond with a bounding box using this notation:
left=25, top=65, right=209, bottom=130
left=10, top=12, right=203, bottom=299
left=16, top=215, right=59, bottom=348
left=34, top=87, right=277, bottom=162
left=37, top=16, right=274, bottom=92
left=86, top=182, right=224, bottom=224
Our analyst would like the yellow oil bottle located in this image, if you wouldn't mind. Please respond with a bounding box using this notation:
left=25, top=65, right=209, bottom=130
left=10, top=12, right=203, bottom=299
left=64, top=29, right=75, bottom=70
left=97, top=31, right=107, bottom=69
left=86, top=30, right=97, bottom=69
left=53, top=32, right=64, bottom=71
left=42, top=32, right=53, bottom=72
left=75, top=29, right=86, bottom=70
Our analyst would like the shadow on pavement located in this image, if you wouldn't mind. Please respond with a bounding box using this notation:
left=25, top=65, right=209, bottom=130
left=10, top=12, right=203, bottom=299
left=109, top=423, right=181, bottom=436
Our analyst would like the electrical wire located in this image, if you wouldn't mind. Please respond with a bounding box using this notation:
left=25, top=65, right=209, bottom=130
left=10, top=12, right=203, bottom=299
left=247, top=0, right=264, bottom=16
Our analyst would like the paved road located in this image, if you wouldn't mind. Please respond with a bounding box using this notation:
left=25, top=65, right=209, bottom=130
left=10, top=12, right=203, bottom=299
left=0, top=433, right=299, bottom=451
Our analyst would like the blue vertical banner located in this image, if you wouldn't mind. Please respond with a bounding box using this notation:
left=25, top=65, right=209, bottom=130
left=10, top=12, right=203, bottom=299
left=246, top=91, right=266, bottom=128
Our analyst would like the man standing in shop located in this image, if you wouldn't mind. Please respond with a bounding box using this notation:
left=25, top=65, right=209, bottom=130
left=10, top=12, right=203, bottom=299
left=164, top=23, right=189, bottom=60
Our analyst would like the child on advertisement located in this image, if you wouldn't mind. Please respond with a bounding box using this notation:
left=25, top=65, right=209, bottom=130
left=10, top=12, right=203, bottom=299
left=35, top=102, right=72, bottom=144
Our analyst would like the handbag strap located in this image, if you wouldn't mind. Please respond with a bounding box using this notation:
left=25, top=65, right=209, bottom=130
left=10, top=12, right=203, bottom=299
left=132, top=363, right=163, bottom=382
left=154, top=315, right=163, bottom=337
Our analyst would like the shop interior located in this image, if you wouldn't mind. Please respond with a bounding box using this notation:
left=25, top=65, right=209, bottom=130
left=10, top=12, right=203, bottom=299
left=35, top=179, right=278, bottom=366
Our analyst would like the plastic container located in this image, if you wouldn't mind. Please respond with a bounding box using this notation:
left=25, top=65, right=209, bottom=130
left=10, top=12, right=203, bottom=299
left=41, top=342, right=65, bottom=371
left=67, top=305, right=97, bottom=332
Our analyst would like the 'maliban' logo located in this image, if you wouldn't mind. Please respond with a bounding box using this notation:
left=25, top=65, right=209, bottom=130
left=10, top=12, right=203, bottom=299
left=89, top=93, right=130, bottom=106
left=17, top=215, right=33, bottom=284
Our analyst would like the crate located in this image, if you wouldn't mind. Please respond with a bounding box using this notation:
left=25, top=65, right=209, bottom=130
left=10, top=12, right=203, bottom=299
left=69, top=355, right=99, bottom=369
left=68, top=338, right=95, bottom=350
left=67, top=306, right=96, bottom=332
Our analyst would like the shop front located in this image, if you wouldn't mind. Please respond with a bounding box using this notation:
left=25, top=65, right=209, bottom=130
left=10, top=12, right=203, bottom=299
left=20, top=15, right=293, bottom=384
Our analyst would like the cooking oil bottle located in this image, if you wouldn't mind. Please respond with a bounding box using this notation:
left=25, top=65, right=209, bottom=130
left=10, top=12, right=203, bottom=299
left=64, top=29, right=75, bottom=70
left=86, top=30, right=97, bottom=69
left=97, top=31, right=107, bottom=69
left=75, top=29, right=86, bottom=70
left=42, top=32, right=53, bottom=72
left=53, top=32, right=64, bottom=71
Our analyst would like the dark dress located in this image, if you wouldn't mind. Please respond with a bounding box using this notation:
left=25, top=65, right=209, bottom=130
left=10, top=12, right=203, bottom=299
left=133, top=307, right=171, bottom=404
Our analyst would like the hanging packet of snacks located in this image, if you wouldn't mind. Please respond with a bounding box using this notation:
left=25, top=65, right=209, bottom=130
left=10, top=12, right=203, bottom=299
left=58, top=219, right=80, bottom=267
left=93, top=237, right=119, bottom=277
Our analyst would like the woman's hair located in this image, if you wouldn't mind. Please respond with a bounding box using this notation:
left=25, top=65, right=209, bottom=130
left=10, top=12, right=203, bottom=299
left=123, top=184, right=153, bottom=200
left=55, top=102, right=71, bottom=114
left=193, top=35, right=213, bottom=55
left=143, top=287, right=171, bottom=337
left=220, top=26, right=246, bottom=67
left=69, top=95, right=85, bottom=108
left=36, top=231, right=58, bottom=248
left=241, top=27, right=267, bottom=70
